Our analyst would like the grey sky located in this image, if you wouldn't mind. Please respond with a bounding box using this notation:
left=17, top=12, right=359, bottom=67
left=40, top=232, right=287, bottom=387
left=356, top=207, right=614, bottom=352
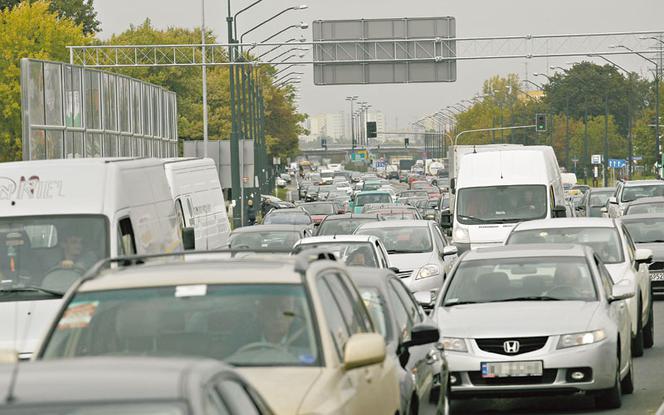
left=95, top=0, right=664, bottom=129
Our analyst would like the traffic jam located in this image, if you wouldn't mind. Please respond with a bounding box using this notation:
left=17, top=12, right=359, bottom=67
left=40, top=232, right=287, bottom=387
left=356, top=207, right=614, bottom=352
left=0, top=145, right=662, bottom=414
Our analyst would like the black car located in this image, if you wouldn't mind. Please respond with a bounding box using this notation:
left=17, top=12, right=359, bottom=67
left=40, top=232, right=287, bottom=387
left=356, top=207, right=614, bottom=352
left=0, top=357, right=273, bottom=414
left=316, top=213, right=383, bottom=236
left=348, top=267, right=449, bottom=415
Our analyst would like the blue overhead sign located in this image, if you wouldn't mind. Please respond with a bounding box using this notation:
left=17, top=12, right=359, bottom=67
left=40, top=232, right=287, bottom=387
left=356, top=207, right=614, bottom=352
left=608, top=159, right=626, bottom=169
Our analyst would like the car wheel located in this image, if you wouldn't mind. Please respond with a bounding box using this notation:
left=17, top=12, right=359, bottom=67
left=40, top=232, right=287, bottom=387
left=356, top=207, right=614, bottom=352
left=594, top=356, right=622, bottom=409
left=644, top=297, right=655, bottom=349
left=620, top=354, right=635, bottom=394
left=632, top=297, right=645, bottom=357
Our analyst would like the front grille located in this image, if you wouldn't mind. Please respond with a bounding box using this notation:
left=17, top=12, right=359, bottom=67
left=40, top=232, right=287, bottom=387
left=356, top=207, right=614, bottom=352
left=650, top=261, right=664, bottom=271
left=396, top=270, right=413, bottom=279
left=475, top=337, right=548, bottom=356
left=469, top=369, right=557, bottom=386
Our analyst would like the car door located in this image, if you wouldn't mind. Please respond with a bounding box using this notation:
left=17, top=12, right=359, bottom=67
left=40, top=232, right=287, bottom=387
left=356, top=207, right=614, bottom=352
left=389, top=278, right=437, bottom=403
left=595, top=255, right=631, bottom=367
left=431, top=224, right=455, bottom=275
left=609, top=184, right=623, bottom=218
left=621, top=225, right=652, bottom=324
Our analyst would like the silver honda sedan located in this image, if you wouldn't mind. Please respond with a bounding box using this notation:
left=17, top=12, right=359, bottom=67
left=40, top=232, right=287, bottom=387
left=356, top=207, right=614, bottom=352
left=432, top=244, right=634, bottom=409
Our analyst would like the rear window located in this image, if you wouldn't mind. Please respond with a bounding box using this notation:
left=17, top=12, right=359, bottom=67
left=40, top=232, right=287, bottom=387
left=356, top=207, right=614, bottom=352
left=356, top=193, right=391, bottom=207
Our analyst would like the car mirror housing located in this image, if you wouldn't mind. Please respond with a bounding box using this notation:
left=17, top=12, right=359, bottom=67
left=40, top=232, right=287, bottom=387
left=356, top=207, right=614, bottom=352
left=608, top=196, right=618, bottom=205
left=552, top=205, right=567, bottom=218
left=609, top=284, right=635, bottom=302
left=182, top=227, right=196, bottom=250
left=635, top=248, right=654, bottom=266
left=403, top=323, right=440, bottom=349
left=343, top=333, right=386, bottom=371
left=442, top=245, right=458, bottom=257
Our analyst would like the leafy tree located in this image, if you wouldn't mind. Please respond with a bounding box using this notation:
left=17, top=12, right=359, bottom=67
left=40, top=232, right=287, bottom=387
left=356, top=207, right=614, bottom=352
left=0, top=0, right=100, bottom=34
left=0, top=1, right=90, bottom=161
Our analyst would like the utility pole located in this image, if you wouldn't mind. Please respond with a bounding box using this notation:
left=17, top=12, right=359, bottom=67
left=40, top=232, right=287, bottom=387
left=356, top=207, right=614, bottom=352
left=227, top=0, right=241, bottom=229
left=200, top=0, right=209, bottom=158
left=604, top=93, right=609, bottom=186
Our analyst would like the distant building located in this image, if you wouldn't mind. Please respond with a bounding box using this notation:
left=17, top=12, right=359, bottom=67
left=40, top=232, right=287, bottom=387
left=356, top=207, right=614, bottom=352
left=305, top=112, right=346, bottom=141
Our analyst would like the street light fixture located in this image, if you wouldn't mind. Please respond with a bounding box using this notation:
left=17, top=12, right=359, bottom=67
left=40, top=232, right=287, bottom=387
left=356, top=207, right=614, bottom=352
left=240, top=5, right=308, bottom=45
left=256, top=31, right=307, bottom=57
left=274, top=71, right=304, bottom=83
left=269, top=47, right=309, bottom=62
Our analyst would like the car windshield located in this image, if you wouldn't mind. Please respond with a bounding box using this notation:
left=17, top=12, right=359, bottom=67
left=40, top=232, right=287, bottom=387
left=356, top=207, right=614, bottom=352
left=457, top=185, right=547, bottom=224
left=589, top=191, right=614, bottom=207
left=229, top=231, right=301, bottom=250
left=399, top=191, right=428, bottom=198
left=443, top=257, right=597, bottom=305
left=625, top=202, right=664, bottom=215
left=507, top=227, right=624, bottom=264
left=621, top=185, right=664, bottom=202
left=363, top=182, right=381, bottom=191
left=356, top=193, right=391, bottom=207
left=2, top=402, right=185, bottom=415
left=358, top=287, right=391, bottom=341
left=264, top=212, right=311, bottom=225
left=42, top=284, right=321, bottom=367
left=623, top=218, right=664, bottom=244
left=294, top=242, right=379, bottom=267
left=356, top=226, right=432, bottom=253
left=0, top=216, right=108, bottom=298
left=317, top=218, right=376, bottom=236
left=376, top=211, right=420, bottom=220
left=301, top=203, right=335, bottom=215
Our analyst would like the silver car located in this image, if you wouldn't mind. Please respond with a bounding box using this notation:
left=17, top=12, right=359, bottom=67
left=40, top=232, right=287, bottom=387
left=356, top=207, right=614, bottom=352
left=354, top=220, right=458, bottom=303
left=506, top=218, right=654, bottom=357
left=292, top=235, right=392, bottom=269
left=433, top=244, right=634, bottom=409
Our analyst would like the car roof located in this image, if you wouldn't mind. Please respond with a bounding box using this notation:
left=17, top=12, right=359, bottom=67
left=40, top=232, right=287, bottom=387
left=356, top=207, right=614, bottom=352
left=231, top=224, right=309, bottom=234
left=619, top=213, right=664, bottom=222
left=357, top=190, right=392, bottom=195
left=357, top=219, right=431, bottom=229
left=79, top=257, right=303, bottom=292
left=321, top=213, right=381, bottom=221
left=622, top=180, right=664, bottom=187
left=625, top=196, right=664, bottom=206
left=297, top=235, right=378, bottom=244
left=589, top=187, right=615, bottom=192
left=464, top=243, right=591, bottom=260
left=513, top=217, right=615, bottom=231
left=0, top=357, right=233, bottom=405
left=265, top=208, right=306, bottom=214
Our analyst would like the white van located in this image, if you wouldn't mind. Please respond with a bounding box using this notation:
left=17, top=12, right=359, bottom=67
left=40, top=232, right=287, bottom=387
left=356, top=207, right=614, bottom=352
left=0, top=158, right=182, bottom=358
left=163, top=158, right=231, bottom=250
left=452, top=147, right=566, bottom=252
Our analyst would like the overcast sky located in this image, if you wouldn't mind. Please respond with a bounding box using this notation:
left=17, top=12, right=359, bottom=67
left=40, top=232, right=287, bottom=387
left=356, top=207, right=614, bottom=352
left=95, top=0, right=663, bottom=129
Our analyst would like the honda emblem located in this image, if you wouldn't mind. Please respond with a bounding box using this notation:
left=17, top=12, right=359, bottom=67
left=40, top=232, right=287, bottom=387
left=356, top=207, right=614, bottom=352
left=503, top=340, right=520, bottom=354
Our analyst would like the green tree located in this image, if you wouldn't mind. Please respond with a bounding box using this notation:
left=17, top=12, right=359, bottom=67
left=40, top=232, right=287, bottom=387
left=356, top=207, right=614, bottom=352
left=0, top=0, right=100, bottom=34
left=0, top=1, right=90, bottom=161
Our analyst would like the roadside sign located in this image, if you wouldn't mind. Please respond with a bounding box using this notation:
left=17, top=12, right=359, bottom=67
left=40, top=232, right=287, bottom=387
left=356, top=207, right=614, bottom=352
left=591, top=154, right=602, bottom=165
left=242, top=176, right=249, bottom=184
left=608, top=159, right=626, bottom=169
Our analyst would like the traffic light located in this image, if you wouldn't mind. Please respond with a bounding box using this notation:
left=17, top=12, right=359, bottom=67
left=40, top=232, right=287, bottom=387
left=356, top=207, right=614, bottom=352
left=321, top=138, right=327, bottom=150
left=404, top=137, right=409, bottom=148
left=536, top=113, right=547, bottom=133
left=367, top=121, right=377, bottom=138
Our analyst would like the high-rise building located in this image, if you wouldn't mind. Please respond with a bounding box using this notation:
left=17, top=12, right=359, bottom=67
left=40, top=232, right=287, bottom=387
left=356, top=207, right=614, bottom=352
left=305, top=112, right=346, bottom=141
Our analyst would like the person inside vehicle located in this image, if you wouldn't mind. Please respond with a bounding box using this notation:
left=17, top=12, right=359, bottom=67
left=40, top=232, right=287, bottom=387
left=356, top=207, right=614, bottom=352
left=346, top=246, right=376, bottom=267
left=42, top=229, right=98, bottom=292
left=255, top=294, right=301, bottom=347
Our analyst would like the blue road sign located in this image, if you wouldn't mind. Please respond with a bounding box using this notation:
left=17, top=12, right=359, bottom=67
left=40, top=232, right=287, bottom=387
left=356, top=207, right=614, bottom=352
left=608, top=159, right=627, bottom=169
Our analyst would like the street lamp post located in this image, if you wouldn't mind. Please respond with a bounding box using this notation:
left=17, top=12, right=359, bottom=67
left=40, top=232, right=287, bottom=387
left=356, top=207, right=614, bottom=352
left=257, top=33, right=306, bottom=59
left=252, top=23, right=307, bottom=54
left=612, top=44, right=660, bottom=175
left=346, top=96, right=359, bottom=151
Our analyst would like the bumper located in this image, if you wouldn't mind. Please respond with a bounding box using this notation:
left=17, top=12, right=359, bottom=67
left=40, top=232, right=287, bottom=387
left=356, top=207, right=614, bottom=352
left=446, top=336, right=616, bottom=398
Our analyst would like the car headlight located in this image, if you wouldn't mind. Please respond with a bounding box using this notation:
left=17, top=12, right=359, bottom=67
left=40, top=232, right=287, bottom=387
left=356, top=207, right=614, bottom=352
left=557, top=329, right=607, bottom=349
left=454, top=226, right=470, bottom=243
left=416, top=264, right=440, bottom=280
left=439, top=337, right=468, bottom=353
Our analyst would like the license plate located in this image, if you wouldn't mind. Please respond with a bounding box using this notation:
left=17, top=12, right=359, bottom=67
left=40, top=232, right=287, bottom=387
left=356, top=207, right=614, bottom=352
left=651, top=272, right=664, bottom=281
left=481, top=361, right=543, bottom=378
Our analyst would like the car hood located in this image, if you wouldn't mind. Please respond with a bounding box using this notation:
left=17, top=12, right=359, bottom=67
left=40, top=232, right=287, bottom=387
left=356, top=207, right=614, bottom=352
left=635, top=242, right=664, bottom=260
left=467, top=223, right=517, bottom=244
left=239, top=367, right=322, bottom=414
left=436, top=301, right=600, bottom=337
left=388, top=251, right=437, bottom=273
left=0, top=299, right=63, bottom=356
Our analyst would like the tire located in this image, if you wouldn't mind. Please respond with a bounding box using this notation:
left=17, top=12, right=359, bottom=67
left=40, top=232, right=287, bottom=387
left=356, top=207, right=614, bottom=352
left=594, top=357, right=622, bottom=409
left=644, top=297, right=655, bottom=349
left=620, top=354, right=635, bottom=394
left=632, top=297, right=645, bottom=357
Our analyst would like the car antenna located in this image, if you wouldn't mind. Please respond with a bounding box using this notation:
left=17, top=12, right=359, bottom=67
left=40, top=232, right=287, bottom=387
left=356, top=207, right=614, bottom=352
left=472, top=145, right=477, bottom=154
left=4, top=358, right=19, bottom=403
left=499, top=151, right=504, bottom=179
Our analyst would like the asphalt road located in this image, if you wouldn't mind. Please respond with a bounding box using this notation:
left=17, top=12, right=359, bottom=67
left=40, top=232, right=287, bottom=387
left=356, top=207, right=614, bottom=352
left=450, top=301, right=664, bottom=415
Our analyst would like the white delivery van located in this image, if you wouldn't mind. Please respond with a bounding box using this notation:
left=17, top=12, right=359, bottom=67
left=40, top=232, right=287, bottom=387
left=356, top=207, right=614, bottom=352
left=163, top=158, right=231, bottom=250
left=451, top=147, right=565, bottom=252
left=0, top=158, right=182, bottom=358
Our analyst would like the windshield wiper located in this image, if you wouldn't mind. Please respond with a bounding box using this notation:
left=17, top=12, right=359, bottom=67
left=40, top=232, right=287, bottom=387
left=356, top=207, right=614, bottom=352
left=444, top=300, right=478, bottom=307
left=490, top=296, right=562, bottom=302
left=387, top=249, right=425, bottom=254
left=457, top=214, right=488, bottom=223
left=640, top=239, right=664, bottom=244
left=0, top=286, right=64, bottom=297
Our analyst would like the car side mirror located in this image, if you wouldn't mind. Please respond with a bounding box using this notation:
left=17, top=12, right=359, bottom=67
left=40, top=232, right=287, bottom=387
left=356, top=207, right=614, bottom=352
left=552, top=205, right=567, bottom=218
left=182, top=227, right=196, bottom=250
left=635, top=248, right=654, bottom=267
left=413, top=290, right=436, bottom=310
left=402, top=323, right=440, bottom=349
left=439, top=210, right=452, bottom=228
left=600, top=206, right=608, bottom=213
left=609, top=283, right=635, bottom=303
left=608, top=197, right=618, bottom=205
left=442, top=245, right=458, bottom=257
left=388, top=266, right=400, bottom=274
left=343, top=333, right=386, bottom=371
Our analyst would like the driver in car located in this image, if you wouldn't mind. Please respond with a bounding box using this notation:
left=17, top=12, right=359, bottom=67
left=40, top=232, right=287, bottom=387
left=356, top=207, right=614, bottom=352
left=57, top=232, right=97, bottom=270
left=256, top=294, right=301, bottom=347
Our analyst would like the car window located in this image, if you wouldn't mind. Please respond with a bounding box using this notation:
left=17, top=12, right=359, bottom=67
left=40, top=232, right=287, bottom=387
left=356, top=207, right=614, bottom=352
left=324, top=273, right=371, bottom=334
left=217, top=381, right=261, bottom=415
left=595, top=255, right=614, bottom=298
left=389, top=279, right=422, bottom=323
left=204, top=386, right=230, bottom=415
left=316, top=277, right=351, bottom=359
left=621, top=225, right=636, bottom=264
left=432, top=225, right=446, bottom=252
left=386, top=282, right=412, bottom=342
